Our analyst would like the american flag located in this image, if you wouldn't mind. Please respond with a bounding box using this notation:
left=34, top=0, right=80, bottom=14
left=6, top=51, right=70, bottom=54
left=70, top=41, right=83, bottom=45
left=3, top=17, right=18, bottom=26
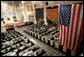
left=59, top=4, right=83, bottom=52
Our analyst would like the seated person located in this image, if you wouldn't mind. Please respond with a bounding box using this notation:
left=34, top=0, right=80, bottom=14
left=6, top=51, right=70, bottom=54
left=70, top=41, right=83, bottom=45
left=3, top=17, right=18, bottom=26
left=9, top=50, right=17, bottom=56
left=30, top=52, right=37, bottom=56
left=13, top=16, right=17, bottom=22
left=1, top=18, right=6, bottom=33
left=22, top=47, right=33, bottom=56
left=47, top=19, right=53, bottom=24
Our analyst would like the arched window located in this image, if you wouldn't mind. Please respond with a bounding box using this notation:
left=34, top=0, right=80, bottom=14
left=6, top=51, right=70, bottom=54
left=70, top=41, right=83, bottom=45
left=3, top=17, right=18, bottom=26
left=1, top=3, right=8, bottom=19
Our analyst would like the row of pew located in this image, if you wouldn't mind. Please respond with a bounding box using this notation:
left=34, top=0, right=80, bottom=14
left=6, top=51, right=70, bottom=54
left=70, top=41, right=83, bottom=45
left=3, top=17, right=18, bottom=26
left=1, top=30, right=46, bottom=56
left=24, top=24, right=59, bottom=48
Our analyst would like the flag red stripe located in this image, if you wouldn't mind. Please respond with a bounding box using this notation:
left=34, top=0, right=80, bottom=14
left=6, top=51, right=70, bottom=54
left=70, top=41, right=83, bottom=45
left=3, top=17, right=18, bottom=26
left=59, top=24, right=60, bottom=40
left=60, top=25, right=63, bottom=45
left=66, top=27, right=69, bottom=48
left=59, top=4, right=83, bottom=51
left=72, top=4, right=82, bottom=50
left=69, top=4, right=77, bottom=49
left=59, top=24, right=61, bottom=44
left=63, top=26, right=66, bottom=46
left=76, top=17, right=83, bottom=52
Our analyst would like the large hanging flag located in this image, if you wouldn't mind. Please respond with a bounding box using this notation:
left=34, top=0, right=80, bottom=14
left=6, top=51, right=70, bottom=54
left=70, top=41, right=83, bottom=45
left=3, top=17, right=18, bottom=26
left=36, top=8, right=44, bottom=19
left=59, top=4, right=83, bottom=52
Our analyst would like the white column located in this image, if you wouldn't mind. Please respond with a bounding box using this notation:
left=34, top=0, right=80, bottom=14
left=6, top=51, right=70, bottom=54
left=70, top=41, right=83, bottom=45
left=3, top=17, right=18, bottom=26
left=23, top=8, right=27, bottom=22
left=44, top=3, right=48, bottom=25
left=22, top=1, right=29, bottom=22
left=32, top=2, right=37, bottom=24
left=16, top=8, right=20, bottom=21
left=1, top=8, right=3, bottom=18
left=24, top=5, right=28, bottom=22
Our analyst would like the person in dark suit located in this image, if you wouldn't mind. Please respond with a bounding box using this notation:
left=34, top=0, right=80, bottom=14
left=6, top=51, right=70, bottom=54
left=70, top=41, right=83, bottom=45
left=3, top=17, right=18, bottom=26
left=47, top=19, right=53, bottom=24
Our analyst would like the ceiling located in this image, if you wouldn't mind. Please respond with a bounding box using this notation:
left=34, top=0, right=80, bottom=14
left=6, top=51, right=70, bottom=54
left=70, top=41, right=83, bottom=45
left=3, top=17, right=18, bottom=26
left=1, top=1, right=83, bottom=8
left=1, top=1, right=22, bottom=7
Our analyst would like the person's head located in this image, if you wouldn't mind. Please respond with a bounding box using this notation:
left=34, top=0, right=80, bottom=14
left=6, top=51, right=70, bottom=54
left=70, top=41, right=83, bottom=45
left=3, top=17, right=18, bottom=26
left=23, top=51, right=26, bottom=53
left=3, top=21, right=5, bottom=24
left=13, top=16, right=16, bottom=19
left=7, top=18, right=10, bottom=21
left=13, top=49, right=17, bottom=52
left=24, top=37, right=27, bottom=39
left=31, top=53, right=35, bottom=56
left=23, top=41, right=26, bottom=44
left=16, top=44, right=19, bottom=47
left=1, top=18, right=4, bottom=21
left=10, top=42, right=13, bottom=46
left=28, top=47, right=32, bottom=51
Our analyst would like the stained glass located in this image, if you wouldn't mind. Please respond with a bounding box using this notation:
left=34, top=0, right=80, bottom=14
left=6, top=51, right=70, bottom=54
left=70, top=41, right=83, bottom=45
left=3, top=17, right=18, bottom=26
left=1, top=3, right=15, bottom=19
left=11, top=8, right=15, bottom=17
left=39, top=1, right=43, bottom=6
left=7, top=7, right=11, bottom=17
left=1, top=3, right=8, bottom=19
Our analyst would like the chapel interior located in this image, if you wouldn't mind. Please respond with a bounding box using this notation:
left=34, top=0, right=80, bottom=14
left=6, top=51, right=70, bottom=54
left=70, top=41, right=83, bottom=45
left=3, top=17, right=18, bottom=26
left=1, top=1, right=83, bottom=56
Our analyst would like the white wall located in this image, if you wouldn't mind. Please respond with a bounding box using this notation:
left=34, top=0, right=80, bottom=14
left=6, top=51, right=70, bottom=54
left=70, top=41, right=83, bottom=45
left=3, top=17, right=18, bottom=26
left=27, top=11, right=34, bottom=22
